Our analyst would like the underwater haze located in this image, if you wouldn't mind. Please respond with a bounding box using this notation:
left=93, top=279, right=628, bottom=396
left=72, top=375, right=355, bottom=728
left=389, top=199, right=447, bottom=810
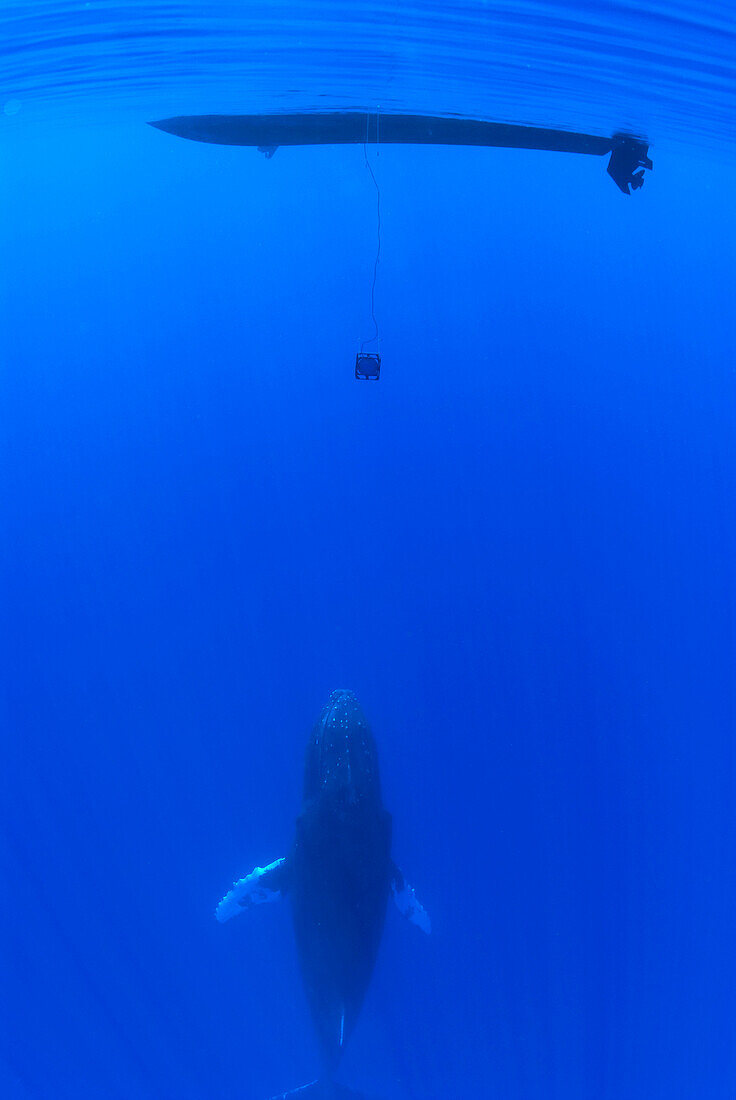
left=1, top=2, right=735, bottom=1098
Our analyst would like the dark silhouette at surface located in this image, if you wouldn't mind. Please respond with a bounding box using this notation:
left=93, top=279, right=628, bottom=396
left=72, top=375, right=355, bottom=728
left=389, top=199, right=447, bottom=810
left=149, top=112, right=652, bottom=192
left=607, top=134, right=654, bottom=193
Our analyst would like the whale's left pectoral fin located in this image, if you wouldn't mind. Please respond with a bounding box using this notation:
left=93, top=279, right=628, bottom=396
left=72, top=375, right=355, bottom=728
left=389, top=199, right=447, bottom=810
left=216, top=857, right=290, bottom=923
left=391, top=863, right=431, bottom=934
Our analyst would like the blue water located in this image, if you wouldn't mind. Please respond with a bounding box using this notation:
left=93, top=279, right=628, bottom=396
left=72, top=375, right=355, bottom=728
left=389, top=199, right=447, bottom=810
left=2, top=3, right=735, bottom=1098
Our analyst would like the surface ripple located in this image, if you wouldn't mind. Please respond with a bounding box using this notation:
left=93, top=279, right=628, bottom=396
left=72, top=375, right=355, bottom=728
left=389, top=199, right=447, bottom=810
left=1, top=1, right=734, bottom=151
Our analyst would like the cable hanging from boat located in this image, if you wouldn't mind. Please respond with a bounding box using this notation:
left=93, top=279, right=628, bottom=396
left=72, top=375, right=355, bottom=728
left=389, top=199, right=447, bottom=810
left=360, top=109, right=381, bottom=356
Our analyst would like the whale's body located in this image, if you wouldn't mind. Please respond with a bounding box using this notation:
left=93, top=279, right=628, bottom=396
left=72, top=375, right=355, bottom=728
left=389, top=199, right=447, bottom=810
left=216, top=690, right=429, bottom=1099
left=292, top=690, right=392, bottom=1070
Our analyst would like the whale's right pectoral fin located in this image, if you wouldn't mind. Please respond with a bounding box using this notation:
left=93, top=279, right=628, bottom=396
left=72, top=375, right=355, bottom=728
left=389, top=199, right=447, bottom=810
left=391, top=863, right=431, bottom=934
left=269, top=1082, right=374, bottom=1099
left=215, top=856, right=290, bottom=922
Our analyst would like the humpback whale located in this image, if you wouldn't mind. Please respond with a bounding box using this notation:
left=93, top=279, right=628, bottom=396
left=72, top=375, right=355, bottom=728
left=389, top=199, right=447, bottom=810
left=217, top=689, right=430, bottom=1100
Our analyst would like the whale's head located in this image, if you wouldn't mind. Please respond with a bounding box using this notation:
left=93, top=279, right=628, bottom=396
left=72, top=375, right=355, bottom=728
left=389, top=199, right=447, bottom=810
left=303, top=689, right=381, bottom=805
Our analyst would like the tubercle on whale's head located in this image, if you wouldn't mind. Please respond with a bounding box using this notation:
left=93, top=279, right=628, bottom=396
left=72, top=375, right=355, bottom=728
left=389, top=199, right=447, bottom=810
left=303, top=689, right=382, bottom=805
